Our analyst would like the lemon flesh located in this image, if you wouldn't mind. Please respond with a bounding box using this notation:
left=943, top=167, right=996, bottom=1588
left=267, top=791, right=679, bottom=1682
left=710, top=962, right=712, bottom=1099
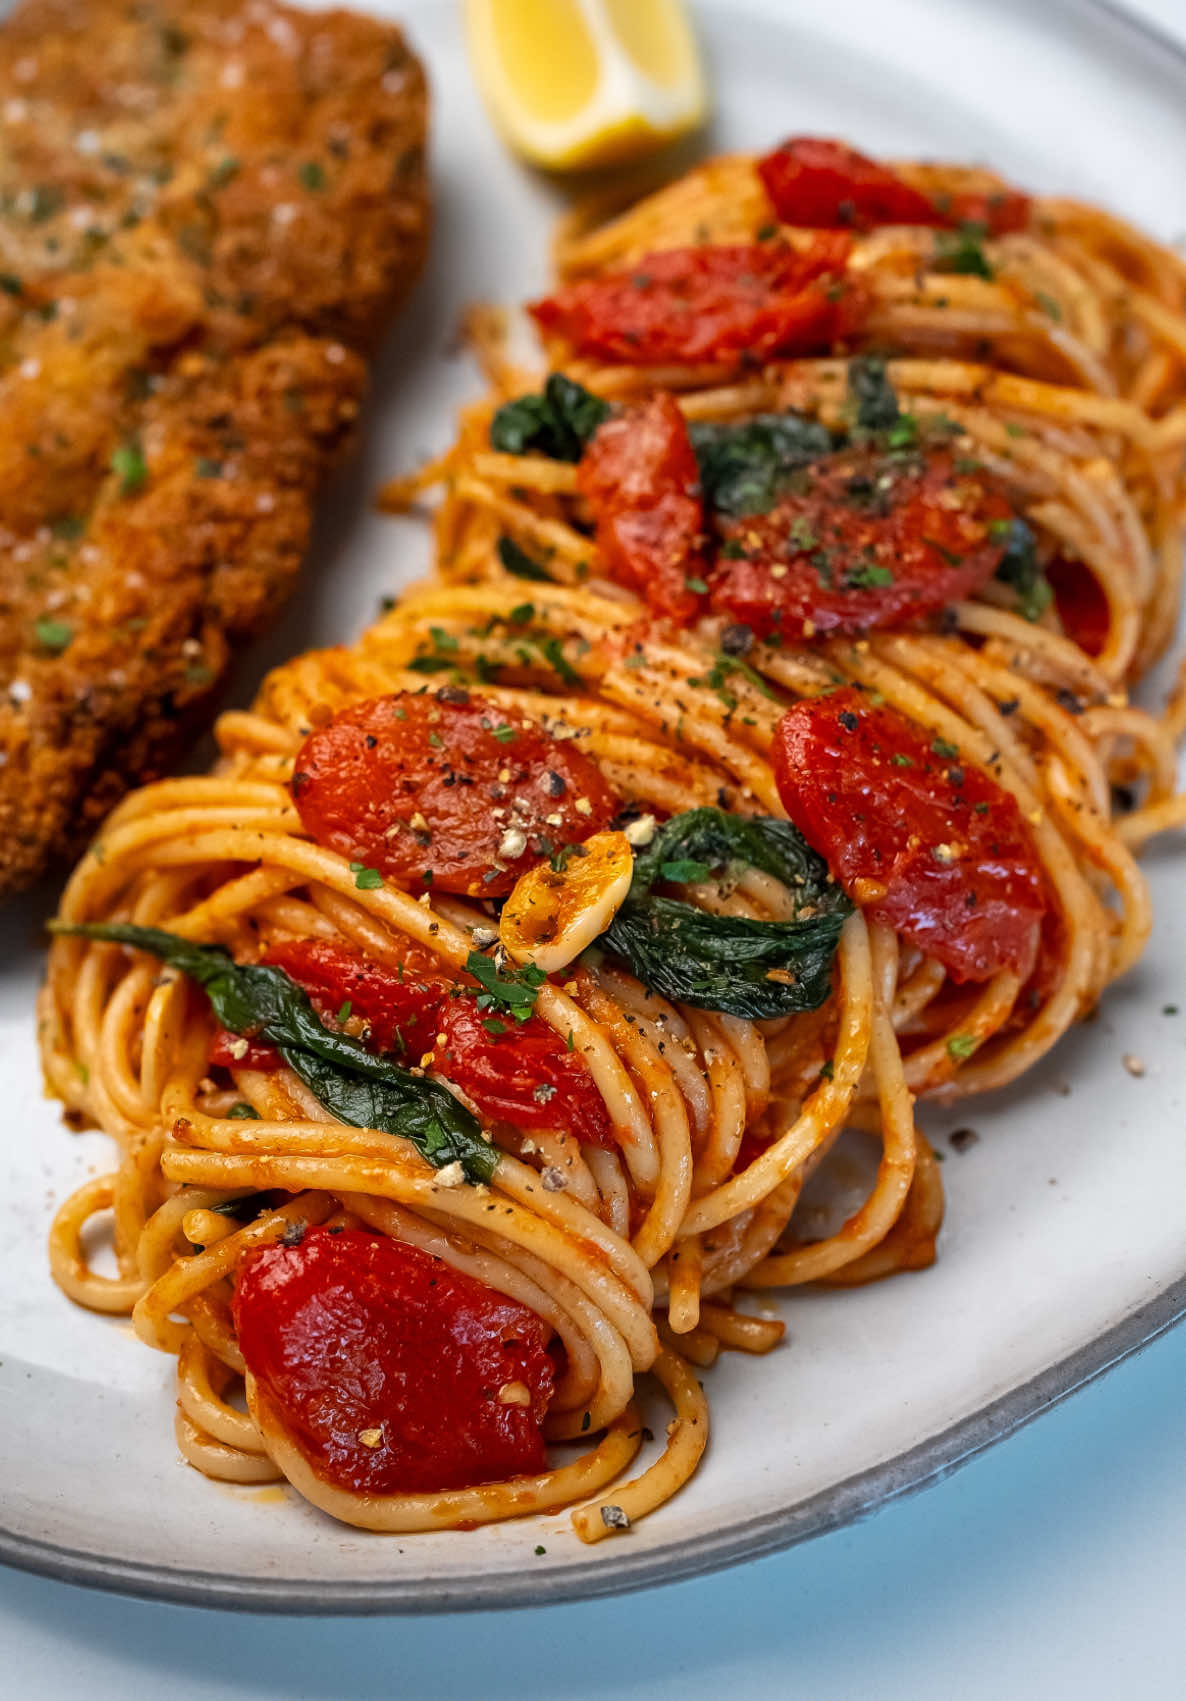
left=466, top=0, right=708, bottom=172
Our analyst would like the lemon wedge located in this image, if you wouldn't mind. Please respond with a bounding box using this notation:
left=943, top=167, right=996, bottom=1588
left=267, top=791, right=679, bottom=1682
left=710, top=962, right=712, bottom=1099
left=465, top=0, right=707, bottom=172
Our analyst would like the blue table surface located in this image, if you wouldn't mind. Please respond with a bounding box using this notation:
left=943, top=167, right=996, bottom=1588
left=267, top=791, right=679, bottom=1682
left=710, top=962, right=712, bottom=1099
left=5, top=1, right=1186, bottom=1691
left=2, top=1319, right=1184, bottom=1697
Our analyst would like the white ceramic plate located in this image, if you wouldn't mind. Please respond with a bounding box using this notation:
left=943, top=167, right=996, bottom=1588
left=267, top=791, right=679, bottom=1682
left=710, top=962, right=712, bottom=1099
left=3, top=0, right=1186, bottom=1614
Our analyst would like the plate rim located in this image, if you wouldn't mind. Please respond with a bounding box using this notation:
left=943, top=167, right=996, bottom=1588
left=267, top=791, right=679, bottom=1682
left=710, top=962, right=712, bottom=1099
left=3, top=0, right=1185, bottom=1617
left=3, top=1270, right=1184, bottom=1614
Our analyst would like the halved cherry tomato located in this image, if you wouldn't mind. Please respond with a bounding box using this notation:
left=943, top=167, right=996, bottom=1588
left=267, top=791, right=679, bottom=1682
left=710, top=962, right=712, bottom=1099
left=773, top=688, right=1048, bottom=983
left=292, top=691, right=619, bottom=897
left=709, top=446, right=1014, bottom=640
left=1047, top=555, right=1109, bottom=658
left=577, top=392, right=707, bottom=621
left=207, top=932, right=611, bottom=1142
left=531, top=238, right=865, bottom=366
left=438, top=997, right=613, bottom=1147
left=758, top=137, right=1030, bottom=235
left=234, top=1228, right=554, bottom=1494
left=263, top=937, right=446, bottom=1060
left=209, top=1029, right=282, bottom=1071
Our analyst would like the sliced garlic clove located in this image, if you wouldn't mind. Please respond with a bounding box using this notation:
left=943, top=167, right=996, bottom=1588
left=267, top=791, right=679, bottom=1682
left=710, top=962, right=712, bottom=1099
left=499, top=830, right=633, bottom=975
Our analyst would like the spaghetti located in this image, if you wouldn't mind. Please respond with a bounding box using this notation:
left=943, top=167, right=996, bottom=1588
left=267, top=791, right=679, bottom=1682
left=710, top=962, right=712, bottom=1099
left=42, top=137, right=1186, bottom=1542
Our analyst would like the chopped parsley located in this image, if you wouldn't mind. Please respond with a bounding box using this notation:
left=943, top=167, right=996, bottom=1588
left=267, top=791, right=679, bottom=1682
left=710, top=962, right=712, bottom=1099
left=497, top=535, right=553, bottom=582
left=299, top=161, right=326, bottom=191
left=549, top=842, right=587, bottom=873
left=111, top=439, right=147, bottom=495
left=661, top=858, right=712, bottom=884
left=350, top=863, right=384, bottom=890
left=933, top=223, right=994, bottom=281
left=946, top=1033, right=978, bottom=1060
left=931, top=738, right=960, bottom=759
left=34, top=616, right=73, bottom=653
left=845, top=563, right=894, bottom=589
left=465, top=951, right=546, bottom=1024
left=492, top=723, right=517, bottom=744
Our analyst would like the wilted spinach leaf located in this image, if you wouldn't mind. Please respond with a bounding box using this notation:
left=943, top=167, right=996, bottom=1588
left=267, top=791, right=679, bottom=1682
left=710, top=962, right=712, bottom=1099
left=847, top=356, right=902, bottom=433
left=50, top=921, right=498, bottom=1184
left=489, top=374, right=611, bottom=462
left=599, top=808, right=850, bottom=1020
left=689, top=413, right=835, bottom=517
left=993, top=516, right=1052, bottom=622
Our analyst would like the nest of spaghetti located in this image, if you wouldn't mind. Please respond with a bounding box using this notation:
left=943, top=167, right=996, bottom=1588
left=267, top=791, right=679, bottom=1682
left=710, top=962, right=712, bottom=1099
left=42, top=136, right=1186, bottom=1541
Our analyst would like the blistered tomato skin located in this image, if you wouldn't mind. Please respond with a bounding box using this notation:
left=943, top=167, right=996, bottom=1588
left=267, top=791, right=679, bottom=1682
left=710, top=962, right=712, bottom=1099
left=773, top=688, right=1048, bottom=984
left=578, top=392, right=707, bottom=621
left=262, top=937, right=446, bottom=1059
left=758, top=137, right=1030, bottom=236
left=234, top=1228, right=555, bottom=1495
left=531, top=238, right=865, bottom=366
left=208, top=1029, right=282, bottom=1071
left=439, top=997, right=613, bottom=1148
left=291, top=691, right=619, bottom=897
left=709, top=447, right=1014, bottom=640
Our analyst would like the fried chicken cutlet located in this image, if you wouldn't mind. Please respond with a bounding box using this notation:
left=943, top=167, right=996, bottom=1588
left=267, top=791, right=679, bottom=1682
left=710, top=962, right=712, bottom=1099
left=0, top=0, right=430, bottom=895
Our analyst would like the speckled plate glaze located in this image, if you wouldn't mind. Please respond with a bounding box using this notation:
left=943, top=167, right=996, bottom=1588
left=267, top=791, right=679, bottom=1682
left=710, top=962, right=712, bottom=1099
left=2, top=0, right=1185, bottom=1614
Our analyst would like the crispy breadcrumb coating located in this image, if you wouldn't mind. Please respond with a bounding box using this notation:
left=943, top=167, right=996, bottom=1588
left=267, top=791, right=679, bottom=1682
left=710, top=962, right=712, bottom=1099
left=0, top=0, right=430, bottom=892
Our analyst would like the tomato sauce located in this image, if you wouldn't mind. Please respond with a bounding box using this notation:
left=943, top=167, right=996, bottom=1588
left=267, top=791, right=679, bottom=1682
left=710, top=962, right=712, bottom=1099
left=234, top=1228, right=554, bottom=1494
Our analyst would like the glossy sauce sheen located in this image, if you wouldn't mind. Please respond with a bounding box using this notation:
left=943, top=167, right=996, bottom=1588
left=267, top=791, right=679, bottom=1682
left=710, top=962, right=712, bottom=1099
left=531, top=238, right=864, bottom=365
left=234, top=1229, right=554, bottom=1494
left=773, top=688, right=1048, bottom=983
left=291, top=691, right=619, bottom=896
left=758, top=136, right=1031, bottom=234
left=578, top=392, right=707, bottom=620
left=709, top=446, right=1013, bottom=639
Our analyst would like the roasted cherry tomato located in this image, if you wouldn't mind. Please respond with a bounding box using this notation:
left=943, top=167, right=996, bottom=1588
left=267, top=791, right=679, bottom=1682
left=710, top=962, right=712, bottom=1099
left=235, top=1228, right=554, bottom=1495
left=1048, top=555, right=1109, bottom=658
left=773, top=688, right=1048, bottom=983
left=709, top=446, right=1014, bottom=640
left=262, top=937, right=447, bottom=1060
left=758, top=137, right=1030, bottom=235
left=438, top=997, right=613, bottom=1148
left=577, top=392, right=707, bottom=621
left=531, top=238, right=865, bottom=366
left=209, top=1029, right=282, bottom=1071
left=292, top=691, right=619, bottom=897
